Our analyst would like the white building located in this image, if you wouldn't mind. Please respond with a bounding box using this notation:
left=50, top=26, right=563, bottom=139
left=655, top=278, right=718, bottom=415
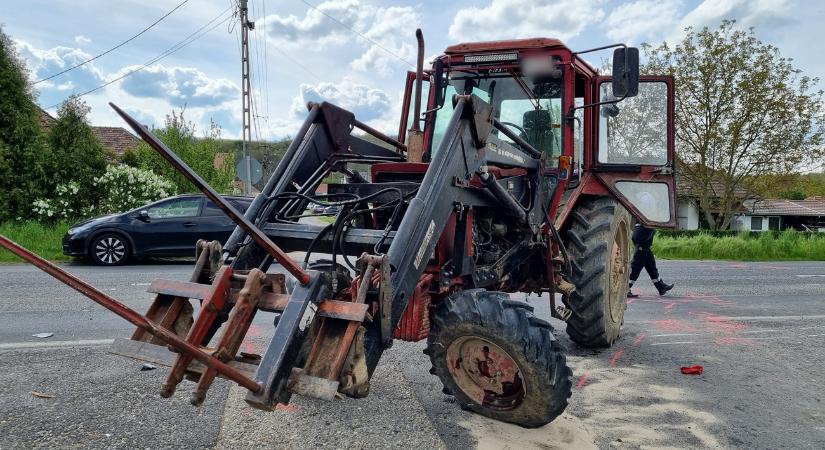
left=731, top=199, right=825, bottom=232
left=677, top=199, right=701, bottom=230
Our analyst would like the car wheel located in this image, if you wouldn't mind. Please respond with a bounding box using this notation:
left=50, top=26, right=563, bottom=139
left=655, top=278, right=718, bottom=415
left=90, top=233, right=130, bottom=266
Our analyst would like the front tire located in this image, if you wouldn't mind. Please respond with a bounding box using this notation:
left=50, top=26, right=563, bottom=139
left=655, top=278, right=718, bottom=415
left=563, top=196, right=631, bottom=347
left=90, top=233, right=130, bottom=266
left=426, top=290, right=572, bottom=428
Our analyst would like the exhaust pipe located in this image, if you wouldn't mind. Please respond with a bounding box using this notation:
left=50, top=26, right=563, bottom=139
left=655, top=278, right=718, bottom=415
left=407, top=29, right=426, bottom=163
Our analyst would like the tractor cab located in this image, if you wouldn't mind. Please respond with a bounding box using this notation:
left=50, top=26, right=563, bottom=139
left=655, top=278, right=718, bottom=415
left=396, top=38, right=677, bottom=228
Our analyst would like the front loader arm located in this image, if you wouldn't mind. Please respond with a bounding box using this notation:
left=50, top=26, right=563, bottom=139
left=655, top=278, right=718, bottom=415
left=362, top=94, right=497, bottom=372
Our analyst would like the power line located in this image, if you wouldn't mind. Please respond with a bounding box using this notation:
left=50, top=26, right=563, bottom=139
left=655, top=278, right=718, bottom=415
left=296, top=0, right=414, bottom=68
left=34, top=0, right=190, bottom=84
left=45, top=7, right=233, bottom=109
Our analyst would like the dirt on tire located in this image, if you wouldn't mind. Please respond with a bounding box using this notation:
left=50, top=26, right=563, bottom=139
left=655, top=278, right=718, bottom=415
left=563, top=196, right=632, bottom=347
left=425, top=289, right=572, bottom=428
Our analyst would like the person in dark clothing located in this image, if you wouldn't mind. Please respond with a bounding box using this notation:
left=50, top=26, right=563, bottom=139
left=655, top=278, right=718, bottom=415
left=628, top=223, right=673, bottom=297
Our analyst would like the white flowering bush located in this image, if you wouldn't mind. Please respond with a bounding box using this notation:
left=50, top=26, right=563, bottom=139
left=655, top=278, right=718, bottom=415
left=32, top=181, right=84, bottom=221
left=93, top=165, right=175, bottom=214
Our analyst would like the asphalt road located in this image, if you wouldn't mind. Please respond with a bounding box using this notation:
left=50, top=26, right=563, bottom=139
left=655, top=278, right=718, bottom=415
left=1, top=259, right=824, bottom=449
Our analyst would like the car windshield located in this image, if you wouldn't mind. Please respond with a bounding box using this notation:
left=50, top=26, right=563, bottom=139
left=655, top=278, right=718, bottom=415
left=429, top=71, right=563, bottom=164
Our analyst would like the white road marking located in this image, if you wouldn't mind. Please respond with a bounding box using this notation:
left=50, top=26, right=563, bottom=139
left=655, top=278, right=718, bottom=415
left=726, top=315, right=825, bottom=322
left=631, top=315, right=825, bottom=324
left=650, top=333, right=702, bottom=337
left=0, top=339, right=113, bottom=350
left=648, top=333, right=825, bottom=346
left=650, top=341, right=697, bottom=346
left=740, top=329, right=779, bottom=334
left=796, top=274, right=825, bottom=277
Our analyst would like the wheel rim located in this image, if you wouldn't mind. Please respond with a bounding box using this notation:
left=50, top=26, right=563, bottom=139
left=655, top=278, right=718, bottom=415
left=608, top=222, right=629, bottom=323
left=446, top=336, right=525, bottom=410
left=95, top=237, right=126, bottom=264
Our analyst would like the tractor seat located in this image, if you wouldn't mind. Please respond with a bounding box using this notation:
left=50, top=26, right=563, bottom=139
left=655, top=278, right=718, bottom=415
left=522, top=109, right=554, bottom=155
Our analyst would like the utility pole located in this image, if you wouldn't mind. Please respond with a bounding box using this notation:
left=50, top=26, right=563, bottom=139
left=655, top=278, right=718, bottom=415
left=240, top=0, right=253, bottom=195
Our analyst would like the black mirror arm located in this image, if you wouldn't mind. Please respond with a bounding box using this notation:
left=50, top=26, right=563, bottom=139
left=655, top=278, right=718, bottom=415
left=566, top=42, right=634, bottom=121
left=572, top=42, right=628, bottom=56
left=564, top=91, right=630, bottom=121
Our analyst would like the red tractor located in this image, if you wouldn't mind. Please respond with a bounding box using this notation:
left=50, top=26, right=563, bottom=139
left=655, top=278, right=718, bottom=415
left=1, top=31, right=675, bottom=428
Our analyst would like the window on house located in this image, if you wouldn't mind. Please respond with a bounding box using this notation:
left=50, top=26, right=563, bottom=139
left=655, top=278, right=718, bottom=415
left=751, top=216, right=763, bottom=231
left=768, top=216, right=781, bottom=231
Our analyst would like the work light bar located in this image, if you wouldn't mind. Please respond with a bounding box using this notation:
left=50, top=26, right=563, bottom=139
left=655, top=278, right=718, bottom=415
left=464, top=52, right=519, bottom=63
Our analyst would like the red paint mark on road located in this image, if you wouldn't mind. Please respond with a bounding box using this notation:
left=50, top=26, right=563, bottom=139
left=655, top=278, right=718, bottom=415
left=609, top=348, right=625, bottom=367
left=694, top=312, right=748, bottom=334
left=575, top=371, right=591, bottom=390
left=633, top=334, right=647, bottom=347
left=276, top=403, right=299, bottom=412
left=653, top=319, right=696, bottom=332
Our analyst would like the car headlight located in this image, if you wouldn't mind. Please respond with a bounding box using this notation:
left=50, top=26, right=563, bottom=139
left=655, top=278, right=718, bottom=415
left=67, top=224, right=90, bottom=235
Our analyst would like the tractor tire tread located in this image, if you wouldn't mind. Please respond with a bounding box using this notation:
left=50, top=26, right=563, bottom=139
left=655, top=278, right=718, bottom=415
left=563, top=197, right=631, bottom=348
left=426, top=289, right=572, bottom=428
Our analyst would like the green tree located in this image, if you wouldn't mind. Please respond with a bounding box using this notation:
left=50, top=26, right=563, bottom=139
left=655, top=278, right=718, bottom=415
left=0, top=26, right=48, bottom=221
left=45, top=95, right=108, bottom=214
left=126, top=110, right=236, bottom=194
left=643, top=21, right=825, bottom=229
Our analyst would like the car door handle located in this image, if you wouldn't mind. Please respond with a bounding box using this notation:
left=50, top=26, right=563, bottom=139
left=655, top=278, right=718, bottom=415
left=183, top=222, right=197, bottom=227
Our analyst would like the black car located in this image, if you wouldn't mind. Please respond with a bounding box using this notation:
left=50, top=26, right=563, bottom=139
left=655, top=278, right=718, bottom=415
left=63, top=194, right=253, bottom=265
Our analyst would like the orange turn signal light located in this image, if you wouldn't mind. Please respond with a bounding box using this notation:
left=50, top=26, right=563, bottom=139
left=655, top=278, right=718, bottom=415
left=558, top=155, right=572, bottom=179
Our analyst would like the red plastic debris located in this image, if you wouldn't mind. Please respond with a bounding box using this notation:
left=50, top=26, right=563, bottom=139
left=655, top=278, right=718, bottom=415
left=680, top=365, right=704, bottom=375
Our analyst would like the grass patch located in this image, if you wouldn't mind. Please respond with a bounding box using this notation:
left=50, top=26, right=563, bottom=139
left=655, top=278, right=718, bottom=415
left=315, top=216, right=336, bottom=224
left=0, top=221, right=72, bottom=263
left=653, top=230, right=825, bottom=261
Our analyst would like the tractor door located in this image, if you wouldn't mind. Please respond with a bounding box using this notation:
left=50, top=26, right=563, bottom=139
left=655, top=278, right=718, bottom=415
left=593, top=76, right=676, bottom=227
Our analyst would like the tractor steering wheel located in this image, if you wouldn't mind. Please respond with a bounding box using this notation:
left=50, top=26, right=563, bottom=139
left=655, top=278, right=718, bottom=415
left=499, top=121, right=528, bottom=137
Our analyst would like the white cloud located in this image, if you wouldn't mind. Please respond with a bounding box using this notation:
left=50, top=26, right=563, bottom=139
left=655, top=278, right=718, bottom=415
left=289, top=78, right=392, bottom=122
left=118, top=65, right=239, bottom=108
left=262, top=0, right=418, bottom=75
left=74, top=35, right=92, bottom=46
left=605, top=0, right=684, bottom=44
left=448, top=0, right=606, bottom=42
left=672, top=0, right=792, bottom=39
left=14, top=39, right=106, bottom=108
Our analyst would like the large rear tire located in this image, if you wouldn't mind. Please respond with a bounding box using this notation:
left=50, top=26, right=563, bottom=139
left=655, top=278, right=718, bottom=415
left=563, top=197, right=631, bottom=347
left=426, top=290, right=572, bottom=428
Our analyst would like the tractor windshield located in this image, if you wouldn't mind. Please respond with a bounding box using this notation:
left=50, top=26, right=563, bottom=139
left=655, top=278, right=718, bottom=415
left=430, top=71, right=563, bottom=164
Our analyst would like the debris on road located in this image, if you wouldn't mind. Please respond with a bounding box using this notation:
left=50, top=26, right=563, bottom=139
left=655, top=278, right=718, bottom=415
left=680, top=365, right=704, bottom=375
left=30, top=391, right=55, bottom=399
left=32, top=332, right=53, bottom=338
left=140, top=363, right=157, bottom=371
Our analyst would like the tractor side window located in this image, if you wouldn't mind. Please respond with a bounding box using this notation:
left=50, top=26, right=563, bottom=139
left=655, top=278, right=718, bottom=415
left=498, top=97, right=562, bottom=163
left=598, top=81, right=668, bottom=165
left=573, top=97, right=584, bottom=174
left=405, top=80, right=430, bottom=133
left=430, top=84, right=459, bottom=152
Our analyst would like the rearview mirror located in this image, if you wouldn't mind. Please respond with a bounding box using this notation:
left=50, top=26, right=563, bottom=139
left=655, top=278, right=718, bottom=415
left=612, top=47, right=639, bottom=98
left=138, top=210, right=150, bottom=221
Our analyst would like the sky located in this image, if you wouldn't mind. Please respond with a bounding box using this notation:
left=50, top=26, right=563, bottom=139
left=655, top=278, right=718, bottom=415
left=2, top=0, right=823, bottom=141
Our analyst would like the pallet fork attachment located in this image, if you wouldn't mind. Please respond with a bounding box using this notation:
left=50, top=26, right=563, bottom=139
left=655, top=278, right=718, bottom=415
left=0, top=90, right=529, bottom=414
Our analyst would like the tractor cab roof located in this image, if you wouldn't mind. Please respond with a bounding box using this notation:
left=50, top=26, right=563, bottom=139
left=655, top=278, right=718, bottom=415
left=444, top=38, right=566, bottom=55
